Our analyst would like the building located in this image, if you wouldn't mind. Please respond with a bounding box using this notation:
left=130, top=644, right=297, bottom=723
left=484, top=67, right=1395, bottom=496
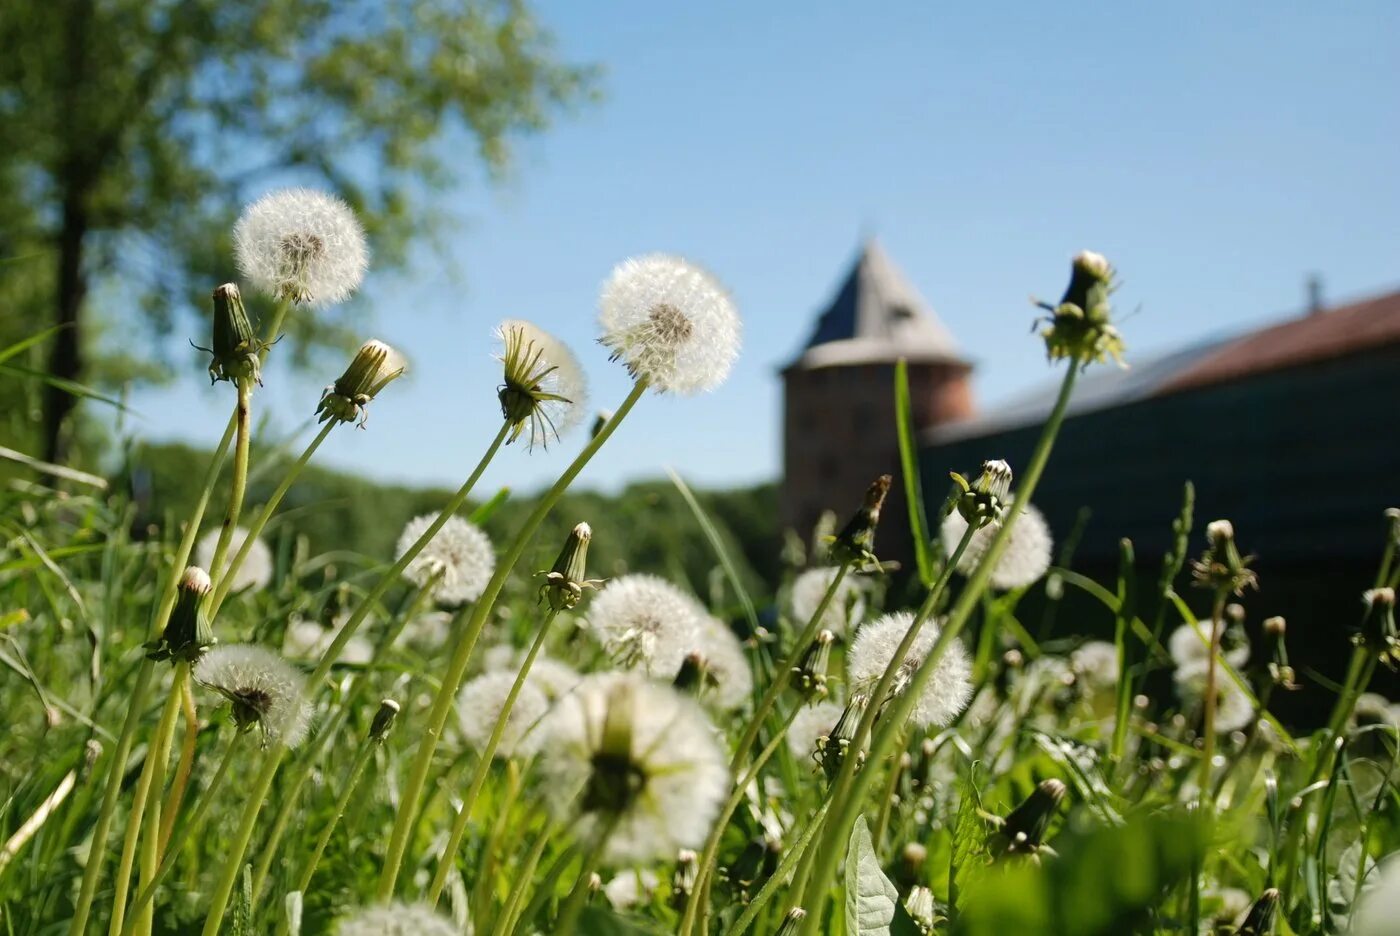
left=780, top=240, right=974, bottom=561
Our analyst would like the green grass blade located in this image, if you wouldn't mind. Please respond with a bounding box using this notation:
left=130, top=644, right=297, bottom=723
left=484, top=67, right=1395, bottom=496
left=667, top=468, right=760, bottom=635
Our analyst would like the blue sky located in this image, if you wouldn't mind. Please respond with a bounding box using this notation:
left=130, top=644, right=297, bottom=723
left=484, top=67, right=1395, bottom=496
left=133, top=2, right=1399, bottom=497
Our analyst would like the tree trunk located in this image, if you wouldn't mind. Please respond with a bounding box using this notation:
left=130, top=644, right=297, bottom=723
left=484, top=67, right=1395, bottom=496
left=43, top=191, right=88, bottom=464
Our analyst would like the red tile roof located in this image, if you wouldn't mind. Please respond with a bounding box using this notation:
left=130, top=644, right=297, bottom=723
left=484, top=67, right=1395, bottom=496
left=1159, top=288, right=1400, bottom=394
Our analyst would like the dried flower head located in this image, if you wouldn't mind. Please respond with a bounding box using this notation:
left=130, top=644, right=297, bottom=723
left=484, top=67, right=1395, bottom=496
left=941, top=498, right=1053, bottom=591
left=195, top=526, right=273, bottom=593
left=457, top=670, right=551, bottom=759
left=496, top=319, right=588, bottom=448
left=195, top=644, right=311, bottom=747
left=584, top=574, right=704, bottom=677
left=1356, top=587, right=1399, bottom=667
left=1191, top=520, right=1259, bottom=596
left=234, top=188, right=368, bottom=306
left=395, top=514, right=495, bottom=606
left=537, top=673, right=728, bottom=864
left=828, top=475, right=891, bottom=570
left=847, top=612, right=974, bottom=728
left=687, top=616, right=753, bottom=711
left=317, top=339, right=405, bottom=427
left=951, top=459, right=1014, bottom=528
left=993, top=778, right=1067, bottom=860
left=788, top=566, right=866, bottom=636
left=334, top=902, right=457, bottom=936
left=599, top=254, right=740, bottom=394
left=787, top=700, right=844, bottom=760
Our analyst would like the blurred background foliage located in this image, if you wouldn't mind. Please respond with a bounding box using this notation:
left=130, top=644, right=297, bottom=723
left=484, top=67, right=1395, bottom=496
left=0, top=0, right=598, bottom=463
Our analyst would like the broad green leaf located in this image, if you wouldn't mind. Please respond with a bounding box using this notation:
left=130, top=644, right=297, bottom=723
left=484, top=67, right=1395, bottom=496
left=845, top=816, right=900, bottom=936
left=950, top=765, right=990, bottom=910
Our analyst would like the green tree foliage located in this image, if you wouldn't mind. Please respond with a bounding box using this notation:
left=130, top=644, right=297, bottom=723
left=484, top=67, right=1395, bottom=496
left=0, top=0, right=596, bottom=461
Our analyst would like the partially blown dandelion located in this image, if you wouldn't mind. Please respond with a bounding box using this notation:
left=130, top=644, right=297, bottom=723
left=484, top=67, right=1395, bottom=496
left=234, top=188, right=368, bottom=306
left=195, top=644, right=312, bottom=747
left=395, top=514, right=495, bottom=606
left=496, top=319, right=588, bottom=448
left=537, top=673, right=728, bottom=864
left=599, top=254, right=740, bottom=394
left=584, top=574, right=704, bottom=677
left=847, top=612, right=973, bottom=728
left=457, top=670, right=550, bottom=759
left=195, top=526, right=272, bottom=593
left=334, top=902, right=457, bottom=936
left=941, top=498, right=1053, bottom=590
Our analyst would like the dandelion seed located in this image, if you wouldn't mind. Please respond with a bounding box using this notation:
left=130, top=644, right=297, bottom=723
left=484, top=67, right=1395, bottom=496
left=496, top=319, right=588, bottom=448
left=687, top=616, right=753, bottom=711
left=599, top=254, right=740, bottom=394
left=333, top=902, right=457, bottom=936
left=847, top=611, right=973, bottom=728
left=788, top=567, right=865, bottom=636
left=195, top=526, right=272, bottom=593
left=195, top=644, right=311, bottom=747
left=537, top=672, right=728, bottom=864
left=483, top=643, right=582, bottom=700
left=234, top=188, right=368, bottom=306
left=395, top=514, right=495, bottom=606
left=940, top=498, right=1053, bottom=590
left=584, top=574, right=704, bottom=677
left=786, top=700, right=844, bottom=759
left=457, top=670, right=550, bottom=759
left=1069, top=640, right=1119, bottom=693
left=1168, top=620, right=1250, bottom=679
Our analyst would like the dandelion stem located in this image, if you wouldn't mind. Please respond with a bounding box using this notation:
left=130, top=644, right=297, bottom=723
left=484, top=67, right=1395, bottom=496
left=376, top=380, right=648, bottom=901
left=794, top=363, right=1080, bottom=935
left=870, top=726, right=908, bottom=848
left=1199, top=587, right=1229, bottom=804
left=427, top=609, right=560, bottom=905
left=158, top=674, right=199, bottom=853
left=291, top=738, right=376, bottom=898
left=470, top=759, right=526, bottom=933
left=202, top=419, right=514, bottom=932
left=515, top=841, right=581, bottom=935
left=209, top=420, right=336, bottom=616
left=555, top=817, right=619, bottom=935
left=494, top=825, right=551, bottom=936
left=723, top=800, right=832, bottom=936
left=207, top=376, right=255, bottom=588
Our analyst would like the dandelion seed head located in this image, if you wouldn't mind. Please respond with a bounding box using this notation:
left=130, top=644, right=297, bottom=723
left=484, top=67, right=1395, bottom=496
left=1175, top=668, right=1254, bottom=734
left=495, top=319, right=589, bottom=447
left=282, top=615, right=373, bottom=666
left=584, top=574, right=704, bottom=677
left=457, top=670, right=550, bottom=759
left=334, top=902, right=457, bottom=936
left=688, top=616, right=753, bottom=711
left=941, top=498, right=1053, bottom=590
left=1069, top=640, right=1120, bottom=693
left=403, top=610, right=454, bottom=649
left=483, top=643, right=582, bottom=700
left=599, top=254, right=740, bottom=394
left=1354, top=854, right=1400, bottom=936
left=1168, top=620, right=1250, bottom=679
left=395, top=514, right=495, bottom=606
left=537, top=672, right=728, bottom=864
left=234, top=188, right=368, bottom=306
left=604, top=869, right=660, bottom=910
left=787, top=701, right=844, bottom=759
left=195, top=526, right=272, bottom=593
left=847, top=611, right=973, bottom=728
left=195, top=644, right=311, bottom=747
left=788, top=567, right=866, bottom=636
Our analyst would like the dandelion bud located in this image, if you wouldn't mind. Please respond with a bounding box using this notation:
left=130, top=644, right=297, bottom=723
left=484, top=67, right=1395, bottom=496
left=1207, top=520, right=1235, bottom=546
left=774, top=908, right=807, bottom=936
left=1192, top=519, right=1258, bottom=596
left=538, top=522, right=601, bottom=611
left=496, top=320, right=587, bottom=449
left=905, top=885, right=937, bottom=931
left=792, top=629, right=835, bottom=699
left=895, top=842, right=927, bottom=891
left=146, top=566, right=215, bottom=664
left=1036, top=250, right=1124, bottom=367
left=829, top=475, right=891, bottom=570
left=728, top=836, right=780, bottom=899
left=317, top=339, right=405, bottom=427
left=370, top=698, right=400, bottom=742
left=818, top=698, right=866, bottom=782
left=1237, top=887, right=1279, bottom=936
left=1355, top=587, right=1399, bottom=667
left=994, top=778, right=1067, bottom=860
left=1264, top=615, right=1286, bottom=636
left=199, top=283, right=268, bottom=386
left=952, top=459, right=1013, bottom=528
left=1226, top=602, right=1246, bottom=624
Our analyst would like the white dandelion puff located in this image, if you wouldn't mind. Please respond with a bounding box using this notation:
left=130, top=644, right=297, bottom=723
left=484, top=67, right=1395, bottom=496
left=537, top=672, right=728, bottom=864
left=334, top=902, right=457, bottom=936
left=598, top=254, right=740, bottom=394
left=1069, top=640, right=1120, bottom=693
left=1353, top=693, right=1400, bottom=728
left=941, top=498, right=1053, bottom=590
left=584, top=574, right=704, bottom=677
left=495, top=319, right=589, bottom=448
left=395, top=514, right=495, bottom=606
left=483, top=643, right=582, bottom=700
left=195, top=644, right=312, bottom=748
left=1353, top=854, right=1400, bottom=936
left=403, top=610, right=454, bottom=649
left=457, top=670, right=551, bottom=759
left=1175, top=669, right=1254, bottom=734
left=847, top=611, right=973, bottom=729
left=788, top=567, right=866, bottom=637
left=233, top=187, right=368, bottom=306
left=786, top=701, right=844, bottom=760
left=282, top=614, right=374, bottom=666
left=604, top=869, right=660, bottom=910
left=1168, top=620, right=1250, bottom=680
left=688, top=616, right=753, bottom=711
left=195, top=526, right=272, bottom=593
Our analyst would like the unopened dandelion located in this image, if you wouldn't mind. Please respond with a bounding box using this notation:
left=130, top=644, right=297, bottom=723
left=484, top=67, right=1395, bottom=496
left=234, top=188, right=368, bottom=306
left=787, top=700, right=844, bottom=760
left=395, top=514, right=495, bottom=606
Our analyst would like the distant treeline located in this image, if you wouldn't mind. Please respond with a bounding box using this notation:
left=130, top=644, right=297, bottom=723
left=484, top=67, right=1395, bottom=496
left=123, top=442, right=785, bottom=606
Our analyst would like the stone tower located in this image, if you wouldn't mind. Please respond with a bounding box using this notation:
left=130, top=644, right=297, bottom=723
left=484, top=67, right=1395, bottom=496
left=781, top=240, right=974, bottom=564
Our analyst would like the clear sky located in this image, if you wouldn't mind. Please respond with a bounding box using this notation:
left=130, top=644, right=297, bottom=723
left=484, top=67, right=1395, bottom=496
left=131, top=2, right=1399, bottom=498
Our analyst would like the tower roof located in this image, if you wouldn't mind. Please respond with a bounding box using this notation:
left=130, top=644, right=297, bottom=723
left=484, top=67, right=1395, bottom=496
left=786, top=239, right=969, bottom=371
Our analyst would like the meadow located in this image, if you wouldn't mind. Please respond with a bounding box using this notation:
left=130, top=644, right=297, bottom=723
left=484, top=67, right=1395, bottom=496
left=1, top=189, right=1398, bottom=935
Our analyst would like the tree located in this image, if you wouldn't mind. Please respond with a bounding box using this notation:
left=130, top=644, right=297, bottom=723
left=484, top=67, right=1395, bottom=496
left=0, top=0, right=596, bottom=461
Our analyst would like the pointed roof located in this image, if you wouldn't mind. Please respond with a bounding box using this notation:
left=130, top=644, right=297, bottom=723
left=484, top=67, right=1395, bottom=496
left=786, top=239, right=969, bottom=371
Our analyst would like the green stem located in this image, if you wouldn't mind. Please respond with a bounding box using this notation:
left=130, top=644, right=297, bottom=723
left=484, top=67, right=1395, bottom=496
left=494, top=827, right=551, bottom=936
left=515, top=842, right=580, bottom=935
left=470, top=760, right=525, bottom=933
left=292, top=740, right=376, bottom=897
left=555, top=820, right=617, bottom=936
left=376, top=381, right=648, bottom=900
left=133, top=663, right=191, bottom=936
left=122, top=731, right=246, bottom=934
left=723, top=800, right=832, bottom=936
left=870, top=727, right=907, bottom=849
left=209, top=420, right=335, bottom=616
left=428, top=609, right=560, bottom=904
left=207, top=377, right=254, bottom=586
left=68, top=416, right=237, bottom=936
left=795, top=364, right=1080, bottom=935
left=108, top=665, right=186, bottom=935
left=1198, top=589, right=1229, bottom=804
left=678, top=561, right=853, bottom=935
